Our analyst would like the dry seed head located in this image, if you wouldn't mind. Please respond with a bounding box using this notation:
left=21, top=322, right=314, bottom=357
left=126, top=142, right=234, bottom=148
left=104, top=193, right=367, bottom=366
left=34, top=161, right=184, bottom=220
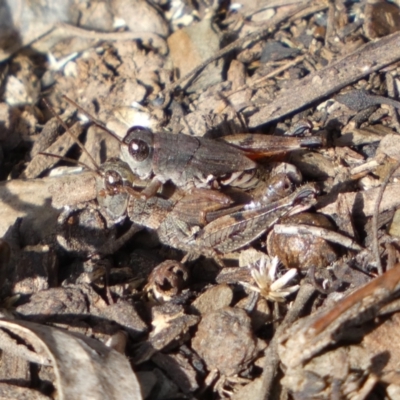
left=241, top=255, right=299, bottom=302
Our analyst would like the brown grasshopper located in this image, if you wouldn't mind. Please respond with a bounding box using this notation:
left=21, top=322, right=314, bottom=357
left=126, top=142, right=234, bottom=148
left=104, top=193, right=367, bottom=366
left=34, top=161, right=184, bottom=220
left=62, top=96, right=323, bottom=198
left=42, top=98, right=319, bottom=263
left=74, top=152, right=306, bottom=259
left=127, top=183, right=317, bottom=263
left=119, top=127, right=323, bottom=197
left=49, top=150, right=313, bottom=262
left=64, top=144, right=313, bottom=261
left=119, top=126, right=256, bottom=197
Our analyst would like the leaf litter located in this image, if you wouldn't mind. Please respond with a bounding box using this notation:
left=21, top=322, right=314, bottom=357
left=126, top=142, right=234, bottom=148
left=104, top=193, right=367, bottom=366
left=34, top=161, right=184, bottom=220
left=2, top=0, right=400, bottom=399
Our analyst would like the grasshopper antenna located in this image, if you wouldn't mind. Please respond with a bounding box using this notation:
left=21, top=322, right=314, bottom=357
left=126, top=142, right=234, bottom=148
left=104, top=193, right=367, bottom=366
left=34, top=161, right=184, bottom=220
left=38, top=152, right=101, bottom=176
left=42, top=98, right=101, bottom=172
left=62, top=95, right=125, bottom=144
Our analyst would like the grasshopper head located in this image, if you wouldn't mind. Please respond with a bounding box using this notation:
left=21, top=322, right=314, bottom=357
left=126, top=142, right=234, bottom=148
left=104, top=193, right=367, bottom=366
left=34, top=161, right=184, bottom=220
left=121, top=126, right=154, bottom=179
left=97, top=158, right=135, bottom=223
left=100, top=158, right=134, bottom=194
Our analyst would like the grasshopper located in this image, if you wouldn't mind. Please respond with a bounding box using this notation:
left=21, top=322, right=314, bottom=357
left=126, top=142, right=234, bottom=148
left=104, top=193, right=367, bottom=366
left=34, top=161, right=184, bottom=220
left=96, top=158, right=138, bottom=225
left=119, top=127, right=323, bottom=198
left=62, top=96, right=323, bottom=198
left=49, top=97, right=318, bottom=261
left=126, top=183, right=317, bottom=263
left=119, top=126, right=256, bottom=197
left=66, top=152, right=306, bottom=261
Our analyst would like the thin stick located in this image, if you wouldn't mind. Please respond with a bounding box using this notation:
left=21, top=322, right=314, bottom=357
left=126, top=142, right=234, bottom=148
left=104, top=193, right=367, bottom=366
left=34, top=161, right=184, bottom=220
left=248, top=31, right=400, bottom=127
left=55, top=23, right=167, bottom=55
left=97, top=224, right=143, bottom=257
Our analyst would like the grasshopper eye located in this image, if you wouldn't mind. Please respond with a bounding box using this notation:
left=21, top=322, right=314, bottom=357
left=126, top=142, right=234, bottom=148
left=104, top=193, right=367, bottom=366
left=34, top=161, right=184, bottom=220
left=105, top=170, right=123, bottom=194
left=128, top=139, right=150, bottom=161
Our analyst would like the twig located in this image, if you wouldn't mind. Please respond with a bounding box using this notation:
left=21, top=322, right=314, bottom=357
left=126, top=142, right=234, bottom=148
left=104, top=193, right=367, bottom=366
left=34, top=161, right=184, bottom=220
left=372, top=159, right=400, bottom=275
left=350, top=154, right=386, bottom=179
left=252, top=55, right=305, bottom=86
left=248, top=31, right=400, bottom=128
left=259, top=281, right=316, bottom=399
left=97, top=224, right=143, bottom=257
left=55, top=23, right=168, bottom=54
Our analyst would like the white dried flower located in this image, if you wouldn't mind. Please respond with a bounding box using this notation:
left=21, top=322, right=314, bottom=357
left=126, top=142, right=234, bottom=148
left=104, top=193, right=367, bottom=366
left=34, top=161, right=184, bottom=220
left=241, top=256, right=299, bottom=302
